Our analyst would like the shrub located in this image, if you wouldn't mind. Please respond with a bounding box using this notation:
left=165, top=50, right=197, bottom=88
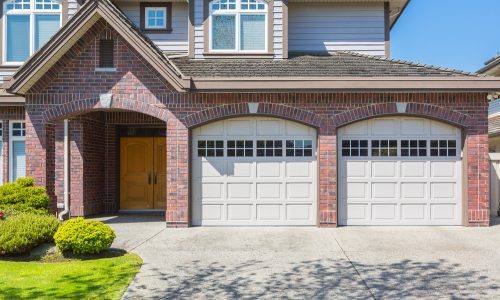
left=0, top=177, right=50, bottom=215
left=0, top=213, right=60, bottom=255
left=54, top=218, right=116, bottom=255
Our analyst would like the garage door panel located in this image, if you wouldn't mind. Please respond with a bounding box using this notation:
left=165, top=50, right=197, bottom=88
left=286, top=204, right=312, bottom=221
left=401, top=161, right=426, bottom=178
left=346, top=161, right=368, bottom=178
left=431, top=204, right=457, bottom=220
left=372, top=119, right=398, bottom=135
left=227, top=204, right=253, bottom=221
left=372, top=161, right=397, bottom=177
left=372, top=204, right=397, bottom=220
left=401, top=119, right=427, bottom=135
left=285, top=121, right=312, bottom=136
left=199, top=122, right=224, bottom=135
left=346, top=203, right=368, bottom=220
left=197, top=160, right=225, bottom=178
left=372, top=182, right=397, bottom=199
left=256, top=162, right=281, bottom=177
left=228, top=183, right=252, bottom=199
left=257, top=120, right=282, bottom=136
left=430, top=161, right=456, bottom=178
left=228, top=161, right=253, bottom=178
left=286, top=162, right=311, bottom=178
left=339, top=117, right=461, bottom=226
left=201, top=183, right=224, bottom=199
left=286, top=182, right=311, bottom=199
left=226, top=120, right=253, bottom=136
left=257, top=183, right=282, bottom=199
left=431, top=183, right=456, bottom=199
left=257, top=204, right=282, bottom=221
left=401, top=204, right=426, bottom=220
left=202, top=204, right=223, bottom=221
left=347, top=182, right=367, bottom=198
left=401, top=183, right=426, bottom=199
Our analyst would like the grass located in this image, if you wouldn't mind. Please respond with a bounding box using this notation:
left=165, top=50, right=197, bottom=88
left=0, top=250, right=142, bottom=300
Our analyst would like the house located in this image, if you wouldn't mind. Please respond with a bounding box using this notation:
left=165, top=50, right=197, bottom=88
left=478, top=56, right=500, bottom=217
left=0, top=0, right=498, bottom=227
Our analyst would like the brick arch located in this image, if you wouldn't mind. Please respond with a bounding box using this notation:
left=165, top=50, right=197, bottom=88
left=182, top=103, right=323, bottom=128
left=333, top=102, right=472, bottom=128
left=42, top=96, right=171, bottom=123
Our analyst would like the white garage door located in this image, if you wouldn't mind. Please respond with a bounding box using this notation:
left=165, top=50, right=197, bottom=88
left=338, top=117, right=462, bottom=226
left=192, top=117, right=317, bottom=226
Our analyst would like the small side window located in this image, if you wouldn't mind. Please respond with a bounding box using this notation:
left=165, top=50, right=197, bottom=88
left=140, top=3, right=172, bottom=33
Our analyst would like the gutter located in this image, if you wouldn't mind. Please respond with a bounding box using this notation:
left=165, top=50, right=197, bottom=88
left=189, top=76, right=500, bottom=92
left=58, top=119, right=70, bottom=220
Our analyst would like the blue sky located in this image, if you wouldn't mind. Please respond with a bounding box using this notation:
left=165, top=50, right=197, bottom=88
left=391, top=0, right=500, bottom=73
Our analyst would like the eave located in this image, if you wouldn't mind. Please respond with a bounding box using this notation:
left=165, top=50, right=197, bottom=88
left=189, top=76, right=500, bottom=92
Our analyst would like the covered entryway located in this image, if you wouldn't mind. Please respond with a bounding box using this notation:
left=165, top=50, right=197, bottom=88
left=192, top=117, right=317, bottom=226
left=120, top=137, right=166, bottom=210
left=338, top=117, right=462, bottom=225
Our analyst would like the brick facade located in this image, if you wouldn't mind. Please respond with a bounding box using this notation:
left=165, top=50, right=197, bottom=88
left=17, top=20, right=489, bottom=227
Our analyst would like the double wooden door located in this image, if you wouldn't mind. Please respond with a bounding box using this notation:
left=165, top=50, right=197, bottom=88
left=120, top=137, right=166, bottom=209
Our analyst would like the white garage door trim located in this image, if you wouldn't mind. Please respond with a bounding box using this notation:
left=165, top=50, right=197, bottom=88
left=338, top=117, right=462, bottom=226
left=192, top=117, right=317, bottom=226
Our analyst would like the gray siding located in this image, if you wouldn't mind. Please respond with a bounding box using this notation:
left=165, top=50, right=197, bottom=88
left=490, top=99, right=500, bottom=116
left=288, top=3, right=386, bottom=56
left=273, top=0, right=283, bottom=59
left=118, top=2, right=189, bottom=54
left=194, top=0, right=204, bottom=58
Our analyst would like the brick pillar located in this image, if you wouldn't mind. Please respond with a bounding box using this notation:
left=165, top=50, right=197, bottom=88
left=166, top=118, right=189, bottom=227
left=69, top=119, right=84, bottom=216
left=318, top=118, right=337, bottom=227
left=26, top=115, right=56, bottom=210
left=466, top=129, right=490, bottom=226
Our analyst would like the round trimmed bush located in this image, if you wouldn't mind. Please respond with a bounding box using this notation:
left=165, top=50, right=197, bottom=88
left=54, top=218, right=116, bottom=254
left=0, top=213, right=60, bottom=255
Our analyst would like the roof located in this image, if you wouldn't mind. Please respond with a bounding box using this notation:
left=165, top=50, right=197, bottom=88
left=5, top=0, right=189, bottom=94
left=171, top=52, right=483, bottom=78
left=478, top=55, right=500, bottom=76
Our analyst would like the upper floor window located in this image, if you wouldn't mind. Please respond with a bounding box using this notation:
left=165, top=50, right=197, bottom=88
left=140, top=3, right=172, bottom=33
left=209, top=0, right=268, bottom=52
left=3, top=0, right=62, bottom=64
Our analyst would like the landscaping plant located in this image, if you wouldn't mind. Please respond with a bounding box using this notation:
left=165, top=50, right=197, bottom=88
left=0, top=213, right=60, bottom=255
left=0, top=177, right=50, bottom=215
left=54, top=218, right=116, bottom=254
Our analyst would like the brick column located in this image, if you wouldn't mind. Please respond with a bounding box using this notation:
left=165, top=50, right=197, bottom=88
left=26, top=115, right=56, bottom=210
left=466, top=129, right=490, bottom=226
left=318, top=118, right=337, bottom=227
left=166, top=118, right=189, bottom=227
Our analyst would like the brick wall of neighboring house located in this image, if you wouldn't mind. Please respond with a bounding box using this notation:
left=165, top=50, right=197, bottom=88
left=20, top=19, right=490, bottom=227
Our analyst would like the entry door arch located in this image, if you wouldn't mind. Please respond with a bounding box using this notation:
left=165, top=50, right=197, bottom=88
left=191, top=116, right=318, bottom=226
left=338, top=116, right=462, bottom=226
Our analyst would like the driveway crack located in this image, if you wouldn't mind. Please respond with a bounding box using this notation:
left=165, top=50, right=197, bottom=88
left=331, top=232, right=377, bottom=300
left=129, top=227, right=166, bottom=252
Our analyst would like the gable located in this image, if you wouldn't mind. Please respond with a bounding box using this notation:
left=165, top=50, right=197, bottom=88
left=30, top=19, right=174, bottom=96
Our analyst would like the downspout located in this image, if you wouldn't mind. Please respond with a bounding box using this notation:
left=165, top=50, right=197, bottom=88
left=59, top=119, right=70, bottom=220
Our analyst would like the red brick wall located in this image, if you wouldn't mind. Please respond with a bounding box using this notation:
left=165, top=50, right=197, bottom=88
left=0, top=107, right=25, bottom=185
left=22, top=20, right=490, bottom=226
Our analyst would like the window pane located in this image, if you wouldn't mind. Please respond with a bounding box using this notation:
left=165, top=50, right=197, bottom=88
left=212, top=15, right=236, bottom=50
left=6, top=15, right=30, bottom=62
left=240, top=15, right=265, bottom=50
left=35, top=15, right=60, bottom=51
left=12, top=141, right=26, bottom=181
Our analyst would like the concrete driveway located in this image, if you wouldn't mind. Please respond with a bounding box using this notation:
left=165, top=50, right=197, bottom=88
left=97, top=215, right=500, bottom=299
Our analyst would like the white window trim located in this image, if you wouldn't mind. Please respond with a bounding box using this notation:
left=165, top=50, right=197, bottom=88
left=9, top=120, right=26, bottom=182
left=209, top=0, right=268, bottom=54
left=2, top=0, right=62, bottom=65
left=144, top=7, right=167, bottom=30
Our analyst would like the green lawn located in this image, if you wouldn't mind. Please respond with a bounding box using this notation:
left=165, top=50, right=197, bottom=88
left=0, top=253, right=142, bottom=300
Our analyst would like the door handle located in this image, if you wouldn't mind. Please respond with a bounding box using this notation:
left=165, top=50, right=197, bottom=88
left=148, top=172, right=152, bottom=185
left=154, top=172, right=157, bottom=184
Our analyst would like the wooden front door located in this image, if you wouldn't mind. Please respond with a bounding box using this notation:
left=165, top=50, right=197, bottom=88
left=120, top=137, right=166, bottom=210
